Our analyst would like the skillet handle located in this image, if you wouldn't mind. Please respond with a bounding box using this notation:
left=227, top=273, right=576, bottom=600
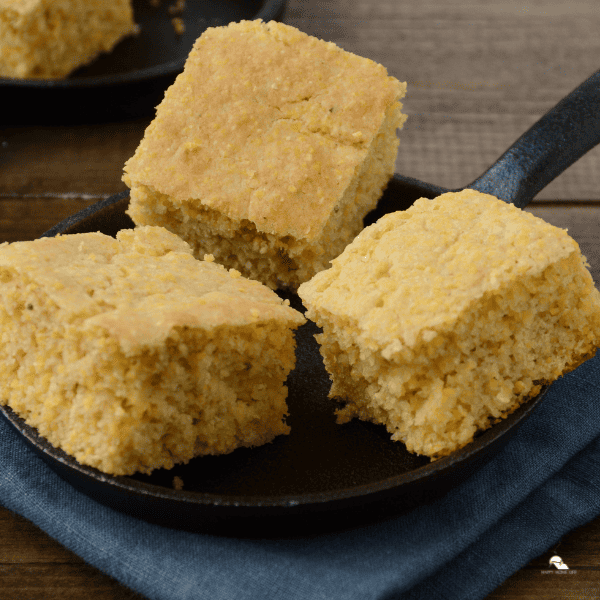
left=467, top=68, right=600, bottom=208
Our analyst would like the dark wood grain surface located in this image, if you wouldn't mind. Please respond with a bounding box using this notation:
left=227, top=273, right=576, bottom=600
left=2, top=0, right=600, bottom=598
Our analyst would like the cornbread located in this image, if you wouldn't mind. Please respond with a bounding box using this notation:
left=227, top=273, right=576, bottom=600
left=0, top=0, right=137, bottom=79
left=0, top=226, right=305, bottom=475
left=298, top=189, right=600, bottom=459
left=123, top=20, right=407, bottom=290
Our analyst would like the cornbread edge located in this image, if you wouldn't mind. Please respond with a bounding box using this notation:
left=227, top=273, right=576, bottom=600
left=0, top=0, right=137, bottom=79
left=0, top=226, right=306, bottom=475
left=298, top=190, right=600, bottom=459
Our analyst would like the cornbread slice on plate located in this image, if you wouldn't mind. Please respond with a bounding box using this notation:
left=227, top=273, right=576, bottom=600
left=0, top=226, right=305, bottom=476
left=123, top=19, right=407, bottom=291
left=298, top=189, right=600, bottom=460
left=0, top=0, right=137, bottom=79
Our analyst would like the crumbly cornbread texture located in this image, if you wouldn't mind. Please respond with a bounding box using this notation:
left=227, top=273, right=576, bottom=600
left=0, top=0, right=136, bottom=79
left=123, top=20, right=407, bottom=290
left=0, top=226, right=305, bottom=475
left=298, top=189, right=600, bottom=459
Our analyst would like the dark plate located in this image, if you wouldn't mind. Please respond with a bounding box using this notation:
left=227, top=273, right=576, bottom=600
left=0, top=178, right=550, bottom=537
left=1, top=0, right=287, bottom=124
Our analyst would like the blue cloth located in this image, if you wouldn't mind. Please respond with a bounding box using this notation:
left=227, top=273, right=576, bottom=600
left=2, top=353, right=600, bottom=600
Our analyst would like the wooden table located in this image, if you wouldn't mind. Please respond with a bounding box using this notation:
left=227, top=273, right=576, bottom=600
left=2, top=0, right=600, bottom=598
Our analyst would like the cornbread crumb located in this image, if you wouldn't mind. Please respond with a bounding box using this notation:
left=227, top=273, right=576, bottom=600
left=0, top=0, right=137, bottom=79
left=171, top=17, right=184, bottom=35
left=172, top=476, right=184, bottom=490
left=0, top=226, right=305, bottom=475
left=168, top=0, right=185, bottom=15
left=298, top=190, right=600, bottom=459
left=124, top=20, right=407, bottom=290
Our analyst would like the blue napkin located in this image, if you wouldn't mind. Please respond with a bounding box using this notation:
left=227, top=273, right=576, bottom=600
left=2, top=352, right=600, bottom=600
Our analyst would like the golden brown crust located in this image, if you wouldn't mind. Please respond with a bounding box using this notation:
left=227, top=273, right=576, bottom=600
left=0, top=226, right=305, bottom=352
left=299, top=189, right=580, bottom=350
left=0, top=0, right=137, bottom=79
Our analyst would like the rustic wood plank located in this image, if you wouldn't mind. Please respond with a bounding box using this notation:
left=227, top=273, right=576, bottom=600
left=3, top=505, right=600, bottom=600
left=284, top=0, right=600, bottom=199
left=396, top=119, right=600, bottom=200
left=1, top=2, right=598, bottom=201
left=0, top=565, right=145, bottom=600
left=0, top=508, right=76, bottom=563
left=489, top=569, right=600, bottom=600
left=0, top=197, right=100, bottom=243
left=487, top=516, right=600, bottom=599
left=0, top=508, right=145, bottom=600
left=0, top=120, right=148, bottom=196
left=525, top=205, right=600, bottom=288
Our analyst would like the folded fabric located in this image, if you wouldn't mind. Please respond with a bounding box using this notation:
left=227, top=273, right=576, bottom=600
left=2, top=351, right=600, bottom=600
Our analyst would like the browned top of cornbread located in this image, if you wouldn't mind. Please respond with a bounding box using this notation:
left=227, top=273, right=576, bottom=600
left=0, top=226, right=305, bottom=351
left=298, top=189, right=581, bottom=350
left=2, top=0, right=39, bottom=11
left=1, top=0, right=128, bottom=15
left=123, top=20, right=405, bottom=241
left=1, top=0, right=132, bottom=22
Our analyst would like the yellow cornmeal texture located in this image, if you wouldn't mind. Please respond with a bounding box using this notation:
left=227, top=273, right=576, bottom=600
left=123, top=20, right=407, bottom=291
left=0, top=0, right=137, bottom=79
left=298, top=190, right=600, bottom=459
left=0, top=226, right=305, bottom=475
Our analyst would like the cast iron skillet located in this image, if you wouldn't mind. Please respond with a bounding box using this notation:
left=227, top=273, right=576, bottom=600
left=1, top=0, right=287, bottom=124
left=2, top=68, right=600, bottom=538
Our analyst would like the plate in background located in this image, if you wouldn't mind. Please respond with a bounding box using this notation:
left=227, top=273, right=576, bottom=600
left=0, top=178, right=550, bottom=536
left=1, top=0, right=287, bottom=124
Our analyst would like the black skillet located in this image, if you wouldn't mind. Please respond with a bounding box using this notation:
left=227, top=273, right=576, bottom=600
left=2, top=69, right=600, bottom=537
left=1, top=0, right=287, bottom=124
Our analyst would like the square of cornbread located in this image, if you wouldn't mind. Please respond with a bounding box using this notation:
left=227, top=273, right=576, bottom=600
left=123, top=20, right=407, bottom=291
left=0, top=226, right=305, bottom=475
left=298, top=189, right=600, bottom=459
left=0, top=0, right=137, bottom=79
